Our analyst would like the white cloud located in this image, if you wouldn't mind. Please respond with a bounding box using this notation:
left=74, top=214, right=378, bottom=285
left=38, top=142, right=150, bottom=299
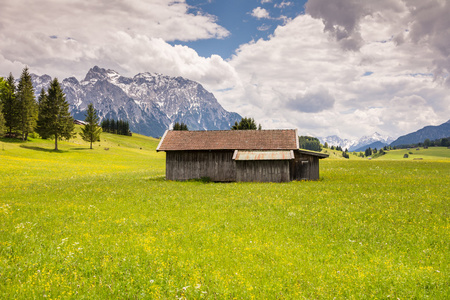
left=1, top=0, right=449, bottom=140
left=105, top=34, right=239, bottom=90
left=257, top=24, right=272, bottom=31
left=0, top=0, right=232, bottom=83
left=275, top=1, right=293, bottom=8
left=261, top=0, right=272, bottom=3
left=218, top=12, right=449, bottom=139
left=251, top=7, right=271, bottom=19
left=286, top=86, right=335, bottom=113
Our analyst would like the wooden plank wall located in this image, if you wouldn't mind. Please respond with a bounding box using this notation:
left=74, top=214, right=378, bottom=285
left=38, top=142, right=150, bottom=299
left=291, top=152, right=320, bottom=180
left=166, top=151, right=236, bottom=181
left=236, top=160, right=290, bottom=182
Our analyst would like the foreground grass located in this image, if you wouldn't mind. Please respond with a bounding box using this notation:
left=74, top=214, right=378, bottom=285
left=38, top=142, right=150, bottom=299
left=0, top=135, right=449, bottom=299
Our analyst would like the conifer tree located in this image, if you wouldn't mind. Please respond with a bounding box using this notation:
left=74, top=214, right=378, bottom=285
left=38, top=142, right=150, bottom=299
left=110, top=119, right=115, bottom=133
left=101, top=118, right=109, bottom=132
left=0, top=103, right=4, bottom=136
left=1, top=73, right=20, bottom=135
left=0, top=78, right=6, bottom=135
left=80, top=103, right=102, bottom=149
left=36, top=78, right=74, bottom=150
left=173, top=122, right=188, bottom=131
left=37, top=88, right=47, bottom=109
left=16, top=67, right=37, bottom=140
left=231, top=117, right=259, bottom=130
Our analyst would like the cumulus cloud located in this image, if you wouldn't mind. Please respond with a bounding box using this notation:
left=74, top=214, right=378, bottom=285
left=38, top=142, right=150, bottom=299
left=105, top=34, right=239, bottom=90
left=219, top=12, right=449, bottom=139
left=251, top=7, right=271, bottom=19
left=0, top=0, right=233, bottom=88
left=404, top=0, right=450, bottom=85
left=305, top=0, right=405, bottom=51
left=286, top=87, right=335, bottom=113
left=2, top=0, right=449, bottom=140
left=305, top=0, right=450, bottom=84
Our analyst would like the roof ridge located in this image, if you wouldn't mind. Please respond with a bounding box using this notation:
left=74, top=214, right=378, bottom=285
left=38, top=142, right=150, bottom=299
left=168, top=129, right=297, bottom=132
left=157, top=129, right=299, bottom=151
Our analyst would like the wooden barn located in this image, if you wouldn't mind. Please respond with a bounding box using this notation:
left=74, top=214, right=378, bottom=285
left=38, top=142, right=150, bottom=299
left=156, top=129, right=328, bottom=182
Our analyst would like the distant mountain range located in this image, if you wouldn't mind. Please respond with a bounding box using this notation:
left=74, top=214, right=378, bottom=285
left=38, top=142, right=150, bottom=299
left=319, top=120, right=450, bottom=152
left=319, top=132, right=394, bottom=152
left=24, top=67, right=450, bottom=145
left=30, top=66, right=241, bottom=137
left=390, top=120, right=450, bottom=146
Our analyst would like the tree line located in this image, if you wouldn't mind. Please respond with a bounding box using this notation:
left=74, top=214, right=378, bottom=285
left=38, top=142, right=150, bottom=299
left=101, top=118, right=131, bottom=135
left=393, top=137, right=450, bottom=149
left=0, top=68, right=40, bottom=140
left=298, top=136, right=322, bottom=152
left=0, top=67, right=103, bottom=150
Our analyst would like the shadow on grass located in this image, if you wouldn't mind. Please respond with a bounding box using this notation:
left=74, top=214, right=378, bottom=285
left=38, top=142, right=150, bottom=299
left=71, top=148, right=94, bottom=151
left=0, top=137, right=28, bottom=144
left=146, top=175, right=166, bottom=182
left=19, top=145, right=67, bottom=153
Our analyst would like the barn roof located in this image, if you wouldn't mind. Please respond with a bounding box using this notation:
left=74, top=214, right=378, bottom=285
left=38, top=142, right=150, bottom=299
left=233, top=150, right=295, bottom=160
left=156, top=129, right=299, bottom=151
left=297, top=149, right=329, bottom=159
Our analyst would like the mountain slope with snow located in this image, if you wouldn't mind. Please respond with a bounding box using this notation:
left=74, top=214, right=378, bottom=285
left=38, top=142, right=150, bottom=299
left=30, top=66, right=241, bottom=137
left=319, top=132, right=394, bottom=152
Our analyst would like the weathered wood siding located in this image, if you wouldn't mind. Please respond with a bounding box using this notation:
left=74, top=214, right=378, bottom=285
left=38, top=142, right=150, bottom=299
left=166, top=151, right=236, bottom=181
left=236, top=160, right=290, bottom=182
left=290, top=152, right=320, bottom=180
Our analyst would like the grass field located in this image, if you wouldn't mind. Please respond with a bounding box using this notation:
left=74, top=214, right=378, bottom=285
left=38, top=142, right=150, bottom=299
left=1, top=132, right=449, bottom=299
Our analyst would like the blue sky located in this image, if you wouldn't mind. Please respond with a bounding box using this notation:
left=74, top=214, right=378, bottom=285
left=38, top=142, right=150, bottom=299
left=1, top=0, right=449, bottom=139
left=178, top=0, right=307, bottom=59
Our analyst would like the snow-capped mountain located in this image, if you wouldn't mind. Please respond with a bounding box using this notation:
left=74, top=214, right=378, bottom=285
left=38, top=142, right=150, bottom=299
left=319, top=132, right=394, bottom=152
left=349, top=132, right=394, bottom=152
left=30, top=66, right=241, bottom=137
left=318, top=135, right=357, bottom=151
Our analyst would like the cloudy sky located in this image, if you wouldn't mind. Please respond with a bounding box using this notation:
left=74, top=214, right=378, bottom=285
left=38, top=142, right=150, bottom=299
left=1, top=0, right=449, bottom=139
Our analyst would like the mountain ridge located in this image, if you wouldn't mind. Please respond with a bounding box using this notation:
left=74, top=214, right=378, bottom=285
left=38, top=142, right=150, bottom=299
left=319, top=132, right=394, bottom=152
left=390, top=120, right=450, bottom=146
left=30, top=66, right=242, bottom=137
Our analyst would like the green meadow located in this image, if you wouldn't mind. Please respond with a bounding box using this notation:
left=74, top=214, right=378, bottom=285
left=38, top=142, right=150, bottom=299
left=1, top=131, right=449, bottom=299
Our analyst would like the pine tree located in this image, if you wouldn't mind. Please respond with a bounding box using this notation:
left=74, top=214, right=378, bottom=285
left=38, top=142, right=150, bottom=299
left=1, top=73, right=20, bottom=135
left=231, top=117, right=258, bottom=130
left=37, top=88, right=46, bottom=108
left=101, top=118, right=110, bottom=132
left=173, top=122, right=188, bottom=131
left=0, top=78, right=6, bottom=135
left=0, top=104, right=4, bottom=136
left=0, top=82, right=5, bottom=135
left=110, top=119, right=115, bottom=134
left=80, top=103, right=102, bottom=149
left=125, top=121, right=130, bottom=135
left=16, top=67, right=37, bottom=140
left=36, top=78, right=74, bottom=150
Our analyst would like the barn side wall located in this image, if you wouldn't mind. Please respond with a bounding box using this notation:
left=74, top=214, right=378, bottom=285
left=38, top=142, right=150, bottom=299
left=236, top=160, right=290, bottom=182
left=166, top=151, right=236, bottom=182
left=290, top=152, right=320, bottom=181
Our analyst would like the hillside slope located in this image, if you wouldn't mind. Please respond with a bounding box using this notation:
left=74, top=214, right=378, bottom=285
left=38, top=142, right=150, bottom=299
left=390, top=120, right=450, bottom=146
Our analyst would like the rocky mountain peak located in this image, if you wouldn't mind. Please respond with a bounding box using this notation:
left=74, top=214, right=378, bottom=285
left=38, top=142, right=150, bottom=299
left=30, top=67, right=241, bottom=137
left=83, top=66, right=120, bottom=82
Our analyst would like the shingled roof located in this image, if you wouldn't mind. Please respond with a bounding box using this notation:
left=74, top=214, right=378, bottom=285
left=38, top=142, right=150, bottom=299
left=156, top=129, right=299, bottom=151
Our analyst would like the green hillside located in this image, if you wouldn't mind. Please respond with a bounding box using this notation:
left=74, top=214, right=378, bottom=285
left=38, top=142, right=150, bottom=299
left=376, top=147, right=450, bottom=161
left=1, top=131, right=449, bottom=299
